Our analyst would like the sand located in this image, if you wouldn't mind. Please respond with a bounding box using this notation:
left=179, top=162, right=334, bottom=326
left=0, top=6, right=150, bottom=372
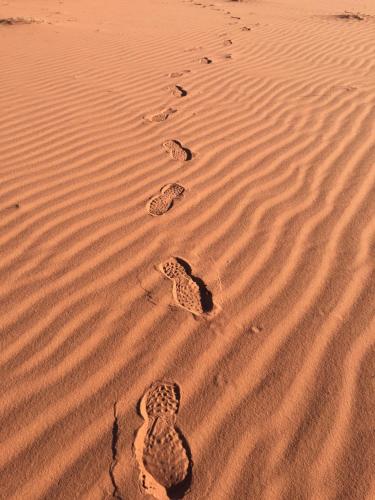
left=0, top=0, right=374, bottom=498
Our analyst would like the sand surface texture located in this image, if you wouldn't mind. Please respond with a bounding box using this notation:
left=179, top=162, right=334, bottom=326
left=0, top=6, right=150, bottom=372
left=1, top=0, right=375, bottom=498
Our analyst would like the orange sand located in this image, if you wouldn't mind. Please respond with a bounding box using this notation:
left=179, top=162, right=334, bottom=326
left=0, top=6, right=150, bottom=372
left=0, top=0, right=374, bottom=498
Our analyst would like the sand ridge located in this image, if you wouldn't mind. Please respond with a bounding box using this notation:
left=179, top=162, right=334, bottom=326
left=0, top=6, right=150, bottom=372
left=0, top=0, right=374, bottom=498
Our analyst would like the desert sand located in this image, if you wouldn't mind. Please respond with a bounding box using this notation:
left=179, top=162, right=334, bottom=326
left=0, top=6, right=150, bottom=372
left=0, top=0, right=375, bottom=498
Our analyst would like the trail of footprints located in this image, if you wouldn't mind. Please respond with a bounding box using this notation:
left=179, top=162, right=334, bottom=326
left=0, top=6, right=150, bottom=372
left=130, top=262, right=209, bottom=496
left=134, top=11, right=241, bottom=497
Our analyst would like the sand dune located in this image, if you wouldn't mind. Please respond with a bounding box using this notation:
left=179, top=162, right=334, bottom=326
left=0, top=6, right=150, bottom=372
left=0, top=0, right=374, bottom=498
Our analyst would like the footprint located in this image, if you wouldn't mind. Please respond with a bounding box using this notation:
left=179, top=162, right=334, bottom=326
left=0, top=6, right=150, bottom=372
left=145, top=108, right=176, bottom=123
left=159, top=257, right=213, bottom=316
left=223, top=39, right=232, bottom=46
left=162, top=140, right=191, bottom=161
left=134, top=381, right=192, bottom=500
left=168, top=84, right=187, bottom=98
left=168, top=70, right=191, bottom=78
left=184, top=46, right=202, bottom=52
left=334, top=12, right=366, bottom=21
left=241, top=26, right=251, bottom=31
left=0, top=17, right=37, bottom=25
left=146, top=184, right=185, bottom=216
left=199, top=57, right=212, bottom=64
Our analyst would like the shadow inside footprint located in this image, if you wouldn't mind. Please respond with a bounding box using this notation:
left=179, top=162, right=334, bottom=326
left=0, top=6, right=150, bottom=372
left=167, top=427, right=193, bottom=499
left=175, top=85, right=187, bottom=97
left=175, top=257, right=214, bottom=313
left=199, top=57, right=212, bottom=64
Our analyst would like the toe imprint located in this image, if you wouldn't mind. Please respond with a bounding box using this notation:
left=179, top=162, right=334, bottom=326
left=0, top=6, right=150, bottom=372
left=134, top=381, right=192, bottom=499
left=146, top=184, right=185, bottom=216
left=223, top=39, right=232, bottom=46
left=159, top=257, right=187, bottom=280
left=162, top=140, right=189, bottom=161
left=161, top=183, right=185, bottom=198
left=144, top=381, right=180, bottom=419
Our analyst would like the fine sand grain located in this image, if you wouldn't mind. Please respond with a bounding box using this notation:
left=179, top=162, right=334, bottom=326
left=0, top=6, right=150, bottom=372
left=0, top=0, right=374, bottom=498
